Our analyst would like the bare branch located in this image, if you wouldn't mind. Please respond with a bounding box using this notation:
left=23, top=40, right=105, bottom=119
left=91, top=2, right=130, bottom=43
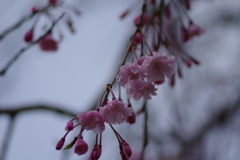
left=0, top=13, right=36, bottom=41
left=0, top=117, right=16, bottom=160
left=0, top=12, right=65, bottom=76
left=0, top=103, right=75, bottom=117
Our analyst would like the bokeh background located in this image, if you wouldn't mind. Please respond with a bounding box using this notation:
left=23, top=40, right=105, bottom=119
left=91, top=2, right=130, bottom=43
left=1, top=0, right=240, bottom=160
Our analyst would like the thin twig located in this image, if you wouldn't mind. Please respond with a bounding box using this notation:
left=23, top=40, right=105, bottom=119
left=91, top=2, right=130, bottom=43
left=0, top=116, right=16, bottom=160
left=141, top=102, right=148, bottom=160
left=0, top=13, right=36, bottom=41
left=0, top=12, right=65, bottom=76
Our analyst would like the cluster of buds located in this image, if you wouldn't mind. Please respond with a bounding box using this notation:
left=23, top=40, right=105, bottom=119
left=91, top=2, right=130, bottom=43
left=120, top=0, right=205, bottom=85
left=23, top=0, right=80, bottom=52
left=56, top=86, right=135, bottom=159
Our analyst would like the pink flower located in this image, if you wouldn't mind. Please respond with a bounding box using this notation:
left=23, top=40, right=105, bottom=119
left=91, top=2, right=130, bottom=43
left=99, top=99, right=133, bottom=125
left=181, top=23, right=205, bottom=43
left=116, top=61, right=148, bottom=87
left=142, top=52, right=175, bottom=83
left=38, top=34, right=58, bottom=51
left=126, top=79, right=157, bottom=101
left=74, top=137, right=88, bottom=156
left=24, top=29, right=34, bottom=42
left=77, top=111, right=105, bottom=134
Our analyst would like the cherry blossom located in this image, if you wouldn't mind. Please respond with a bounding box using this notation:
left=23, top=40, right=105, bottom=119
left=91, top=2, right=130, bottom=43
left=126, top=79, right=157, bottom=101
left=116, top=61, right=148, bottom=87
left=99, top=99, right=133, bottom=125
left=142, top=52, right=175, bottom=83
left=77, top=110, right=105, bottom=134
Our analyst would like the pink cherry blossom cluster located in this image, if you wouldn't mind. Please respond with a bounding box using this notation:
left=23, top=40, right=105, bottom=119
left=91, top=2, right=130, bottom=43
left=116, top=52, right=175, bottom=101
left=23, top=0, right=80, bottom=52
left=56, top=88, right=135, bottom=159
left=120, top=0, right=205, bottom=86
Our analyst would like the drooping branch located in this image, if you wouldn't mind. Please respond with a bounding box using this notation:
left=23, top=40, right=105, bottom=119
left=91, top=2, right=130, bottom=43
left=0, top=104, right=76, bottom=117
left=0, top=12, right=65, bottom=76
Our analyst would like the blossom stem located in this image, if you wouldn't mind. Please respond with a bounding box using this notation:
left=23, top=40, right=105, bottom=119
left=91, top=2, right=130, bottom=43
left=140, top=102, right=148, bottom=160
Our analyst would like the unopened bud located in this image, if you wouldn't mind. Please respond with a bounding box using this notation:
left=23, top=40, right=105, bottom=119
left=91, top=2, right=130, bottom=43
left=56, top=137, right=65, bottom=150
left=24, top=29, right=34, bottom=42
left=65, top=121, right=74, bottom=131
left=31, top=7, right=39, bottom=14
left=74, top=138, right=88, bottom=156
left=122, top=141, right=132, bottom=158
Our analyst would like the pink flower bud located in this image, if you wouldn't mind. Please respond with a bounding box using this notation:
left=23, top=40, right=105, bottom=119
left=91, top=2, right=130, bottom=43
left=89, top=145, right=102, bottom=160
left=170, top=74, right=175, bottom=87
left=183, top=59, right=192, bottom=68
left=133, top=14, right=148, bottom=26
left=132, top=33, right=142, bottom=46
left=180, top=26, right=188, bottom=43
left=31, top=7, right=38, bottom=14
left=56, top=137, right=65, bottom=150
left=127, top=112, right=136, bottom=124
left=122, top=141, right=132, bottom=158
left=65, top=121, right=74, bottom=131
left=189, top=56, right=200, bottom=65
left=38, top=34, right=58, bottom=52
left=120, top=10, right=129, bottom=19
left=24, top=29, right=34, bottom=42
left=49, top=0, right=58, bottom=6
left=74, top=138, right=88, bottom=156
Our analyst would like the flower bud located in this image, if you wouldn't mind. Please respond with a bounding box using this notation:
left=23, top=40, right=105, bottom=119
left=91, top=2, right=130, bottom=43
left=38, top=34, right=58, bottom=52
left=24, top=29, right=34, bottom=42
left=122, top=141, right=132, bottom=158
left=49, top=0, right=58, bottom=6
left=74, top=138, right=88, bottom=156
left=31, top=7, right=38, bottom=14
left=127, top=112, right=136, bottom=124
left=65, top=121, right=74, bottom=131
left=56, top=137, right=65, bottom=150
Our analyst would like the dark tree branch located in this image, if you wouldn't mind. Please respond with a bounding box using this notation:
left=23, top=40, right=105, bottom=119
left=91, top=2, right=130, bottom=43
left=141, top=102, right=148, bottom=160
left=0, top=13, right=37, bottom=41
left=0, top=116, right=16, bottom=160
left=0, top=12, right=65, bottom=76
left=0, top=104, right=76, bottom=117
